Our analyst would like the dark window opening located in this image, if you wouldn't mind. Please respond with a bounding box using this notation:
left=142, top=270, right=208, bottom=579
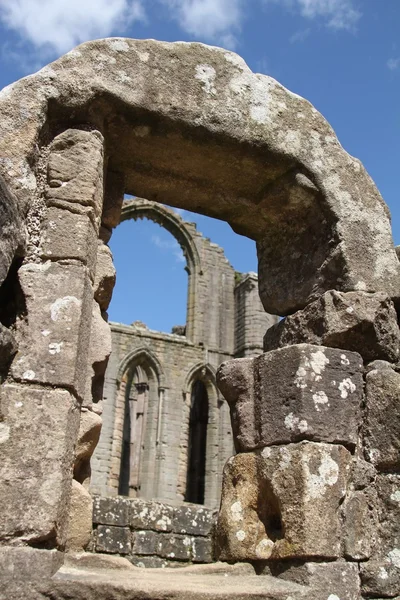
left=185, top=380, right=209, bottom=504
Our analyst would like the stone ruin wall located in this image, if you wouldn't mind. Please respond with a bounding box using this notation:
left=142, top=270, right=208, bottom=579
left=92, top=200, right=276, bottom=510
left=0, top=37, right=400, bottom=599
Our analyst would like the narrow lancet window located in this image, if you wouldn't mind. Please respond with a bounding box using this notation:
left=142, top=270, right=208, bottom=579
left=185, top=380, right=209, bottom=504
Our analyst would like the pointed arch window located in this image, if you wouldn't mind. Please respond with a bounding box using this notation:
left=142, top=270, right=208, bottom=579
left=185, top=379, right=209, bottom=504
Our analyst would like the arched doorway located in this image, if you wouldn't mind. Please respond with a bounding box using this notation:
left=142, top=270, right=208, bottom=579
left=185, top=379, right=209, bottom=505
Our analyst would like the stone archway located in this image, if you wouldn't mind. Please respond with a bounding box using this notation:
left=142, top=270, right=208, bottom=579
left=0, top=38, right=399, bottom=593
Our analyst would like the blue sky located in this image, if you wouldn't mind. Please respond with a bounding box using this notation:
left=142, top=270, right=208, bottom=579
left=0, top=0, right=399, bottom=331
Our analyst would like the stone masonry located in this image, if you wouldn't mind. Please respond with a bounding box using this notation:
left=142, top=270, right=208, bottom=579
left=91, top=199, right=277, bottom=509
left=1, top=37, right=400, bottom=600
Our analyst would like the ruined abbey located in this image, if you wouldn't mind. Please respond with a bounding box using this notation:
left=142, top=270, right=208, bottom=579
left=1, top=37, right=400, bottom=600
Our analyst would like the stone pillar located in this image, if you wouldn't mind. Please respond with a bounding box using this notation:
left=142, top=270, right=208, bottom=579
left=0, top=129, right=109, bottom=563
left=215, top=288, right=400, bottom=597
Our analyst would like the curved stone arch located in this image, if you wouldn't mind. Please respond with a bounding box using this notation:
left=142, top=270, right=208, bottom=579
left=1, top=38, right=398, bottom=315
left=116, top=346, right=166, bottom=389
left=182, top=361, right=218, bottom=397
left=120, top=198, right=202, bottom=340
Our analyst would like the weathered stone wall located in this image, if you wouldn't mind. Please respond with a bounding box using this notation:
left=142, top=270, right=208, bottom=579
left=91, top=496, right=216, bottom=567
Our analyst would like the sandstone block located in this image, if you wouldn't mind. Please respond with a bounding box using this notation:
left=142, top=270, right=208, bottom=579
left=130, top=499, right=174, bottom=532
left=361, top=560, right=400, bottom=598
left=363, top=363, right=400, bottom=469
left=92, top=496, right=130, bottom=527
left=343, top=489, right=377, bottom=560
left=0, top=384, right=79, bottom=544
left=93, top=242, right=116, bottom=311
left=264, top=290, right=400, bottom=362
left=158, top=533, right=192, bottom=561
left=73, top=409, right=102, bottom=485
left=173, top=504, right=216, bottom=536
left=261, top=561, right=360, bottom=600
left=46, top=129, right=104, bottom=225
left=0, top=547, right=64, bottom=580
left=132, top=530, right=160, bottom=555
left=129, top=555, right=170, bottom=568
left=96, top=525, right=131, bottom=555
left=217, top=344, right=363, bottom=452
left=65, top=480, right=93, bottom=551
left=11, top=261, right=92, bottom=399
left=216, top=442, right=351, bottom=561
left=41, top=206, right=98, bottom=273
left=192, top=537, right=213, bottom=563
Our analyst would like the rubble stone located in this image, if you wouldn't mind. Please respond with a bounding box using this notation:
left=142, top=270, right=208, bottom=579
left=216, top=441, right=351, bottom=561
left=0, top=323, right=17, bottom=369
left=218, top=344, right=363, bottom=452
left=264, top=290, right=400, bottom=362
left=65, top=480, right=93, bottom=551
left=343, top=489, right=377, bottom=560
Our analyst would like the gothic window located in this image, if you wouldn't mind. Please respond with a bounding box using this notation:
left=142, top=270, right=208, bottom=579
left=185, top=379, right=209, bottom=504
left=119, top=366, right=149, bottom=496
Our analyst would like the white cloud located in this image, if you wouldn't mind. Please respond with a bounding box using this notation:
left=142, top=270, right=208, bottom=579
left=265, top=0, right=361, bottom=31
left=387, top=57, right=400, bottom=71
left=290, top=27, right=311, bottom=43
left=151, top=235, right=185, bottom=263
left=160, top=0, right=243, bottom=48
left=0, top=0, right=145, bottom=55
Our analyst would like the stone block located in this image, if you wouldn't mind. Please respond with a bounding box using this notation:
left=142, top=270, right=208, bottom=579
left=11, top=261, right=92, bottom=399
left=217, top=344, right=363, bottom=452
left=375, top=474, right=400, bottom=554
left=173, top=504, right=216, bottom=536
left=261, top=561, right=360, bottom=600
left=74, top=409, right=102, bottom=484
left=46, top=129, right=104, bottom=224
left=130, top=499, right=174, bottom=532
left=65, top=480, right=93, bottom=551
left=158, top=533, right=192, bottom=561
left=93, top=242, right=115, bottom=312
left=343, top=489, right=377, bottom=560
left=363, top=362, right=400, bottom=469
left=96, top=525, right=131, bottom=555
left=41, top=206, right=98, bottom=273
left=132, top=530, right=161, bottom=555
left=0, top=384, right=79, bottom=544
left=129, top=555, right=171, bottom=568
left=192, top=537, right=213, bottom=563
left=0, top=173, right=23, bottom=288
left=215, top=441, right=351, bottom=561
left=92, top=496, right=130, bottom=527
left=264, top=290, right=400, bottom=362
left=361, top=560, right=400, bottom=598
left=0, top=547, right=64, bottom=580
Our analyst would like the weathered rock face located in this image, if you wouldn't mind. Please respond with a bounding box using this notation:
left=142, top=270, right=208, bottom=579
left=218, top=344, right=363, bottom=452
left=0, top=384, right=79, bottom=545
left=74, top=409, right=102, bottom=485
left=264, top=290, right=400, bottom=362
left=363, top=361, right=400, bottom=469
left=216, top=442, right=351, bottom=561
left=0, top=174, right=23, bottom=288
left=0, top=39, right=398, bottom=315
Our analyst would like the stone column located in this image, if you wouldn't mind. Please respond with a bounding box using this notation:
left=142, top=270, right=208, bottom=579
left=0, top=129, right=109, bottom=563
left=215, top=288, right=400, bottom=598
